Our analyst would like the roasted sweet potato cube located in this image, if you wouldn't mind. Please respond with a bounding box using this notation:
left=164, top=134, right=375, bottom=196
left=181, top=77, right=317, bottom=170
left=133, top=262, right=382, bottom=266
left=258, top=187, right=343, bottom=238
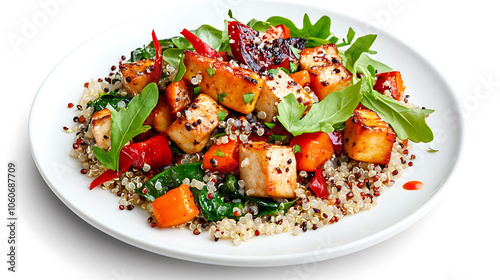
left=144, top=94, right=173, bottom=133
left=373, top=71, right=406, bottom=101
left=343, top=106, right=396, bottom=165
left=183, top=50, right=264, bottom=115
left=255, top=68, right=314, bottom=122
left=299, top=43, right=342, bottom=70
left=165, top=78, right=193, bottom=115
left=239, top=141, right=297, bottom=198
left=119, top=59, right=155, bottom=95
left=309, top=63, right=352, bottom=100
left=166, top=94, right=227, bottom=154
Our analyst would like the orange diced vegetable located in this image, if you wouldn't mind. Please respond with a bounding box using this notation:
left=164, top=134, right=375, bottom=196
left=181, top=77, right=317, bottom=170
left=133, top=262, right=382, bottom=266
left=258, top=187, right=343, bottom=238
left=289, top=70, right=311, bottom=88
left=165, top=78, right=193, bottom=115
left=262, top=24, right=291, bottom=41
left=373, top=71, right=405, bottom=101
left=203, top=139, right=240, bottom=173
left=152, top=184, right=199, bottom=228
left=290, top=132, right=334, bottom=171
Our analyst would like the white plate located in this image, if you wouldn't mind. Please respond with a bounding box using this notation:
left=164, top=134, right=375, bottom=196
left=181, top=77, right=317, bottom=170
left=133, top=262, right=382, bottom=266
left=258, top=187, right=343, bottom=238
left=29, top=1, right=463, bottom=266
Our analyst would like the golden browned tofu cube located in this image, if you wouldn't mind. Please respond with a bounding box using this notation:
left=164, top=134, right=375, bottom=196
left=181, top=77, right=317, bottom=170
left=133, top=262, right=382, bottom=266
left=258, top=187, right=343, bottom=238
left=166, top=94, right=227, bottom=154
left=239, top=142, right=297, bottom=198
left=183, top=50, right=264, bottom=115
left=343, top=106, right=396, bottom=165
left=90, top=108, right=112, bottom=150
left=309, top=63, right=352, bottom=100
left=299, top=43, right=341, bottom=70
left=255, top=68, right=314, bottom=123
left=119, top=59, right=155, bottom=96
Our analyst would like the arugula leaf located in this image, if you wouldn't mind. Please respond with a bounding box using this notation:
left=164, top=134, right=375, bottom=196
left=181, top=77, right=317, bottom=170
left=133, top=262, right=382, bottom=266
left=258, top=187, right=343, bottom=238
left=343, top=34, right=377, bottom=74
left=361, top=87, right=435, bottom=143
left=92, top=83, right=159, bottom=172
left=336, top=27, right=355, bottom=48
left=163, top=48, right=185, bottom=82
left=277, top=81, right=363, bottom=136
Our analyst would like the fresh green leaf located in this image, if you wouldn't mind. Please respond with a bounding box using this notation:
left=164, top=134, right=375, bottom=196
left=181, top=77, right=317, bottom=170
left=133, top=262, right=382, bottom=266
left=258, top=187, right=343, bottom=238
left=195, top=25, right=224, bottom=51
left=277, top=81, right=363, bottom=136
left=343, top=34, right=377, bottom=74
left=90, top=91, right=132, bottom=112
left=217, top=92, right=227, bottom=102
left=247, top=18, right=272, bottom=33
left=163, top=48, right=186, bottom=82
left=217, top=110, right=228, bottom=121
left=289, top=61, right=298, bottom=73
left=268, top=68, right=280, bottom=76
left=290, top=46, right=301, bottom=60
left=269, top=134, right=289, bottom=143
left=206, top=67, right=216, bottom=77
left=427, top=148, right=439, bottom=153
left=93, top=83, right=159, bottom=172
left=336, top=27, right=356, bottom=48
left=243, top=92, right=255, bottom=104
left=361, top=89, right=435, bottom=143
left=193, top=86, right=201, bottom=97
left=293, top=144, right=301, bottom=153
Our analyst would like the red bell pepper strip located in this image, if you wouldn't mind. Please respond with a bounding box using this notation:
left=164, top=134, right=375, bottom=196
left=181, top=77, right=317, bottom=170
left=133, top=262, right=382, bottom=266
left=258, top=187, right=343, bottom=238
left=90, top=135, right=172, bottom=190
left=180, top=28, right=221, bottom=58
left=122, top=135, right=173, bottom=170
left=310, top=168, right=329, bottom=199
left=151, top=29, right=163, bottom=83
left=89, top=145, right=141, bottom=190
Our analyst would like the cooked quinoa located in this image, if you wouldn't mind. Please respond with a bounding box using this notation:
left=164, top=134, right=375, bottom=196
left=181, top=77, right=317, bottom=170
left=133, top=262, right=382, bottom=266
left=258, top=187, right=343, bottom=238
left=68, top=75, right=415, bottom=245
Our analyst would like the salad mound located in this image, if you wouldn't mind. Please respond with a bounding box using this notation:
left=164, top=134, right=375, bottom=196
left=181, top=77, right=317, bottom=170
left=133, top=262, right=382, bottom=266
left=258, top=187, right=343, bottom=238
left=67, top=11, right=433, bottom=245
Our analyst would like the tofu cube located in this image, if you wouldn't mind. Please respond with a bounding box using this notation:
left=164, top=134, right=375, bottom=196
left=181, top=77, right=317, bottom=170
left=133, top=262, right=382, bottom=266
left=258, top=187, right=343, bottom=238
left=308, top=63, right=352, bottom=100
left=166, top=94, right=227, bottom=154
left=255, top=68, right=315, bottom=123
left=90, top=108, right=112, bottom=150
left=119, top=59, right=155, bottom=96
left=239, top=141, right=297, bottom=198
left=299, top=43, right=342, bottom=70
left=343, top=106, right=396, bottom=165
left=183, top=50, right=264, bottom=115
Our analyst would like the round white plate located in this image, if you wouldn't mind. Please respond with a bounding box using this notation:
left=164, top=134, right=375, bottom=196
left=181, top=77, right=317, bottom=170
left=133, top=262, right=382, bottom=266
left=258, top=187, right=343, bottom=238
left=29, top=0, right=463, bottom=267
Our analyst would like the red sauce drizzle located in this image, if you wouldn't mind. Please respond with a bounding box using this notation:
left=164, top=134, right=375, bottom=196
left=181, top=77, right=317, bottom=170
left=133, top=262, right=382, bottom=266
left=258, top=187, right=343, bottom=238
left=403, top=181, right=423, bottom=191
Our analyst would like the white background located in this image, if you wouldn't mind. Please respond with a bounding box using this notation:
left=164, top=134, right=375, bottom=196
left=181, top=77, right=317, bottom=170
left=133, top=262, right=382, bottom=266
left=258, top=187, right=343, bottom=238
left=1, top=0, right=498, bottom=279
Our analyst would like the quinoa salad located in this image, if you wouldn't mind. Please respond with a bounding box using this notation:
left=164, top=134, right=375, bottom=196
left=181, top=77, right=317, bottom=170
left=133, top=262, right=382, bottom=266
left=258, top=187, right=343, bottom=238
left=66, top=12, right=434, bottom=245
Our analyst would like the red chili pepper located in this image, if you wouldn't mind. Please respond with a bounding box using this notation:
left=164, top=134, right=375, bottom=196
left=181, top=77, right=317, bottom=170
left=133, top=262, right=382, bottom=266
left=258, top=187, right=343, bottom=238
left=180, top=28, right=220, bottom=58
left=89, top=169, right=118, bottom=190
left=151, top=29, right=163, bottom=83
left=310, top=168, right=329, bottom=199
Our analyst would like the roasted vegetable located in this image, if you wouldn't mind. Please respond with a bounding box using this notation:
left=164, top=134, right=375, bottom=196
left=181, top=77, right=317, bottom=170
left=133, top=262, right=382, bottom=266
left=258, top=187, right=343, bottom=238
left=373, top=71, right=405, bottom=101
left=120, top=135, right=173, bottom=170
left=290, top=131, right=334, bottom=172
left=289, top=70, right=311, bottom=88
left=152, top=184, right=199, bottom=228
left=165, top=78, right=193, bottom=115
left=343, top=105, right=396, bottom=165
left=202, top=139, right=240, bottom=173
left=228, top=20, right=306, bottom=73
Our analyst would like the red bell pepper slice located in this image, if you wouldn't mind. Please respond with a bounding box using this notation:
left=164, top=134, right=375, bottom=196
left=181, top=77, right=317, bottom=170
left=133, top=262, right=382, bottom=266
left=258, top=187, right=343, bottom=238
left=180, top=28, right=221, bottom=58
left=89, top=135, right=172, bottom=190
left=123, top=135, right=173, bottom=170
left=328, top=131, right=344, bottom=157
left=151, top=29, right=163, bottom=83
left=310, top=168, right=329, bottom=199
